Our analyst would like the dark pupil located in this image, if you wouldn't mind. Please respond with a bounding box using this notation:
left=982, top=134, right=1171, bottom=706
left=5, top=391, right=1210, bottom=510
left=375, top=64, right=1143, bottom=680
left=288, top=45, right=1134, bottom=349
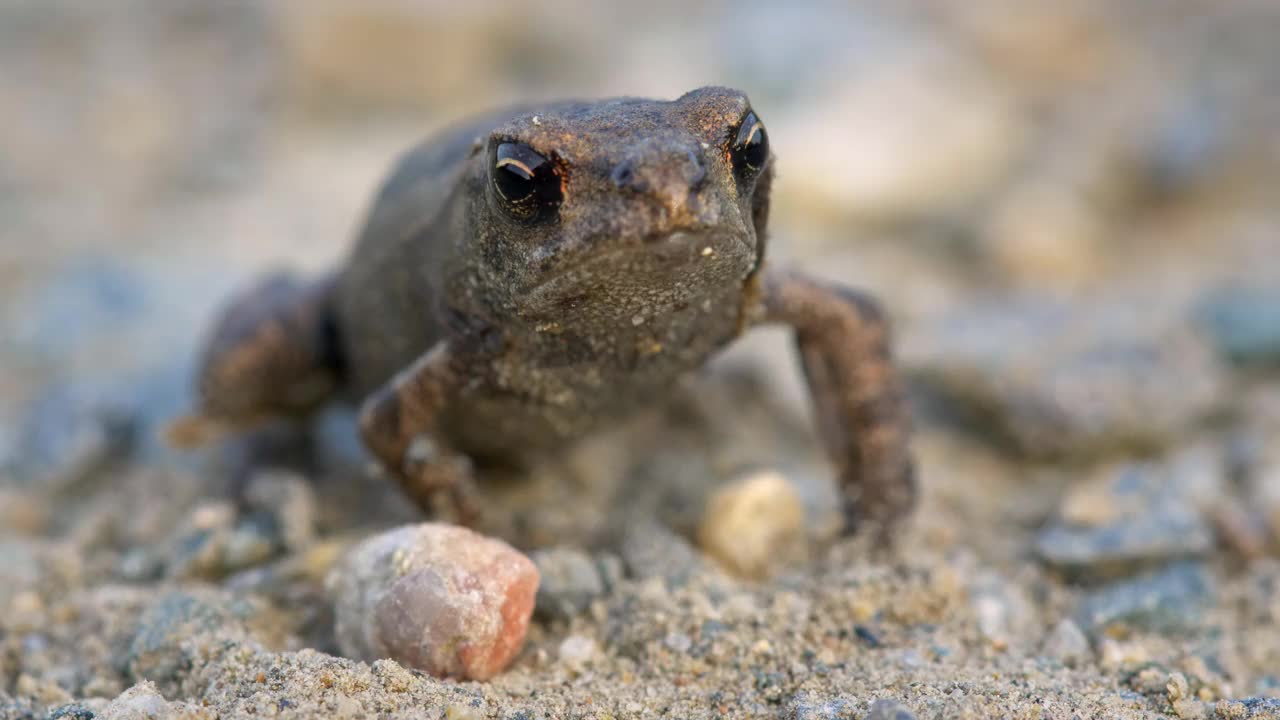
left=733, top=112, right=768, bottom=175
left=493, top=142, right=561, bottom=220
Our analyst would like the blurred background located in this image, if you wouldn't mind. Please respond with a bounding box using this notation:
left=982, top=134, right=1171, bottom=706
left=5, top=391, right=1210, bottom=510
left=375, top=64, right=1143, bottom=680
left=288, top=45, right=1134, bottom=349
left=4, top=0, right=1280, bottom=708
left=4, top=0, right=1280, bottom=499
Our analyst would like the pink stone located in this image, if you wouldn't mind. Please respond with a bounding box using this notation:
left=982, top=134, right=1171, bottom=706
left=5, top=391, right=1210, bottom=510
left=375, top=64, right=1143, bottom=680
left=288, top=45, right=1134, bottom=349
left=330, top=523, right=539, bottom=681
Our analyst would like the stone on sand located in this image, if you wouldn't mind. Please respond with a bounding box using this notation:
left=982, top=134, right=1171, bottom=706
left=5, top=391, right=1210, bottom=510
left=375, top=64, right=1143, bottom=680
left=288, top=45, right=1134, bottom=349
left=697, top=470, right=806, bottom=580
left=328, top=523, right=539, bottom=681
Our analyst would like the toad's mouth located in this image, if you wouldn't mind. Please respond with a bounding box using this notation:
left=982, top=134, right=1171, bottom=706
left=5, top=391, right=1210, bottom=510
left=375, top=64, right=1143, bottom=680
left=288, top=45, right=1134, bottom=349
left=516, top=230, right=755, bottom=322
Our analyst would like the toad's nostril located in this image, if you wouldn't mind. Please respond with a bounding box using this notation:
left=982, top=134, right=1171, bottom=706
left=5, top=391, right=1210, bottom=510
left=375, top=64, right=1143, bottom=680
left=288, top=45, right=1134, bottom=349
left=612, top=140, right=706, bottom=194
left=611, top=161, right=643, bottom=191
left=684, top=149, right=707, bottom=190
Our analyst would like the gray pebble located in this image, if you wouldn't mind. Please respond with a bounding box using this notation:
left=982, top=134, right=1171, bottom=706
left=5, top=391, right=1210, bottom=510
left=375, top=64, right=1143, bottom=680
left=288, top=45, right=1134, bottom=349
left=1040, top=619, right=1091, bottom=667
left=909, top=297, right=1225, bottom=459
left=1194, top=286, right=1280, bottom=368
left=1140, top=90, right=1227, bottom=199
left=532, top=547, right=619, bottom=622
left=1035, top=503, right=1214, bottom=578
left=1075, top=562, right=1214, bottom=637
left=1215, top=697, right=1280, bottom=719
left=866, top=698, right=918, bottom=720
left=969, top=571, right=1034, bottom=647
left=8, top=380, right=137, bottom=492
left=619, top=520, right=708, bottom=586
left=117, top=547, right=164, bottom=583
left=9, top=261, right=152, bottom=362
left=45, top=703, right=97, bottom=720
left=127, top=591, right=235, bottom=684
left=783, top=692, right=857, bottom=720
left=241, top=472, right=317, bottom=553
left=663, top=632, right=692, bottom=653
left=126, top=590, right=271, bottom=693
left=163, top=473, right=317, bottom=580
left=220, top=513, right=281, bottom=570
left=163, top=503, right=237, bottom=580
left=1036, top=452, right=1222, bottom=578
left=101, top=681, right=170, bottom=719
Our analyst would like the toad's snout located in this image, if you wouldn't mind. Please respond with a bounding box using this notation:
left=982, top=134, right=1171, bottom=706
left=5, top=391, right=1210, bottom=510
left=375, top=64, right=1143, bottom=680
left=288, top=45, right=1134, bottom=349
left=610, top=136, right=707, bottom=217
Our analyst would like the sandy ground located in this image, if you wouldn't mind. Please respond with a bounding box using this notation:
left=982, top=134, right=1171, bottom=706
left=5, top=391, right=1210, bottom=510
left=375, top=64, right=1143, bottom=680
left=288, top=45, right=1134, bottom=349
left=4, top=2, right=1280, bottom=718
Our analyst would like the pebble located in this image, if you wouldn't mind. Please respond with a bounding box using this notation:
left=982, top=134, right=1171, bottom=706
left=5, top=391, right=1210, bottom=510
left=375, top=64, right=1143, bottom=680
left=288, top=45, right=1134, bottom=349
left=1075, top=562, right=1214, bottom=637
left=164, top=472, right=318, bottom=580
left=557, top=635, right=598, bottom=670
left=1139, top=90, right=1227, bottom=199
left=972, top=571, right=1034, bottom=650
left=1041, top=619, right=1091, bottom=667
left=242, top=471, right=318, bottom=552
left=126, top=589, right=277, bottom=690
left=908, top=297, right=1226, bottom=459
left=1193, top=286, right=1280, bottom=367
left=1036, top=452, right=1222, bottom=578
left=783, top=692, right=858, bottom=720
left=969, top=571, right=1034, bottom=649
left=8, top=379, right=137, bottom=492
left=620, top=519, right=708, bottom=586
left=1097, top=638, right=1152, bottom=671
left=328, top=523, right=539, bottom=681
left=163, top=501, right=239, bottom=580
left=100, top=682, right=171, bottom=720
left=1058, top=448, right=1224, bottom=527
left=663, top=632, right=693, bottom=653
left=45, top=704, right=97, bottom=720
left=1035, top=504, right=1214, bottom=579
left=697, top=470, right=806, bottom=580
left=1216, top=698, right=1280, bottom=719
left=225, top=537, right=353, bottom=596
left=866, top=698, right=918, bottom=720
left=531, top=547, right=622, bottom=622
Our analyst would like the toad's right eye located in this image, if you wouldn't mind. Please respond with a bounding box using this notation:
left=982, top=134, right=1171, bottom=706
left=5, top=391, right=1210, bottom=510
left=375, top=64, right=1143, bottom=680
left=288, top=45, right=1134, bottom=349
left=491, top=142, right=563, bottom=222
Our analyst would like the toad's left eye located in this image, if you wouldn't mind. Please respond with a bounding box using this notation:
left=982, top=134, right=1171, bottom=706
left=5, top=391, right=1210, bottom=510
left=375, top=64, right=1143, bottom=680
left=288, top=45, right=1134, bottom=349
left=491, top=142, right=563, bottom=222
left=730, top=111, right=769, bottom=180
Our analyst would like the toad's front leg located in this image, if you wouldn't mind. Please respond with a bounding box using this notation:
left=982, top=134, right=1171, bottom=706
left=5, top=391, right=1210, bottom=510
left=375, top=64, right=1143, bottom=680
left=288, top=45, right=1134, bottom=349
left=358, top=342, right=482, bottom=526
left=758, top=270, right=916, bottom=540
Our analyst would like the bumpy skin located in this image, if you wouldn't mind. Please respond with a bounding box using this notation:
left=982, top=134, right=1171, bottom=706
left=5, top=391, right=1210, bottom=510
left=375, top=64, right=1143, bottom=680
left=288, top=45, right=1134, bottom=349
left=192, top=87, right=915, bottom=536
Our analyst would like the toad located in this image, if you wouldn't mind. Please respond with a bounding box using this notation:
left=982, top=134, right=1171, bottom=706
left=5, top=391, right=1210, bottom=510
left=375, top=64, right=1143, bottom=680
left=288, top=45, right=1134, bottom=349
left=179, top=87, right=915, bottom=538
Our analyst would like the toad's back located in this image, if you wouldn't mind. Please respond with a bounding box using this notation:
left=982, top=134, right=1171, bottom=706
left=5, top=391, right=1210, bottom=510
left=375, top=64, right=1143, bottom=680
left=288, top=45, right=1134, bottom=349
left=333, top=111, right=508, bottom=398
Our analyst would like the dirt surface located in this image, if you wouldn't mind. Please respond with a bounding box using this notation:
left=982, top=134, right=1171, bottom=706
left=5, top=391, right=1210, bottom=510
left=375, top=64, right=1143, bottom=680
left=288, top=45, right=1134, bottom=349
left=3, top=2, right=1280, bottom=718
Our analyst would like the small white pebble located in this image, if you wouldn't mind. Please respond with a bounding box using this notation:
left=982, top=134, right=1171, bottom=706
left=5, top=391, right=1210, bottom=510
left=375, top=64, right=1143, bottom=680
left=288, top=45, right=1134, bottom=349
left=631, top=314, right=646, bottom=326
left=663, top=632, right=692, bottom=653
left=531, top=115, right=541, bottom=126
left=701, top=247, right=714, bottom=257
left=105, top=682, right=170, bottom=717
left=558, top=635, right=597, bottom=669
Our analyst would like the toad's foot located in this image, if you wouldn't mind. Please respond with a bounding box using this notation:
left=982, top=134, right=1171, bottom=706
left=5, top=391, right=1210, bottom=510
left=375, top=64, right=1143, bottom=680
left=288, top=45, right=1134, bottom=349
left=358, top=342, right=482, bottom=526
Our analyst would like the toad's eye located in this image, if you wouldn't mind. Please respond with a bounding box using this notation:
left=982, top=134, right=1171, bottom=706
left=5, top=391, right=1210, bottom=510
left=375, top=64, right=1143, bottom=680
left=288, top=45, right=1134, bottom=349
left=729, top=111, right=769, bottom=181
left=491, top=142, right=563, bottom=222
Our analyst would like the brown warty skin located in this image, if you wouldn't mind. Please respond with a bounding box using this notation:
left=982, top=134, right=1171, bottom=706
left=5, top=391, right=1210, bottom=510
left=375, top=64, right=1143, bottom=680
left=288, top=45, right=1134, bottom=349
left=188, top=86, right=915, bottom=539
